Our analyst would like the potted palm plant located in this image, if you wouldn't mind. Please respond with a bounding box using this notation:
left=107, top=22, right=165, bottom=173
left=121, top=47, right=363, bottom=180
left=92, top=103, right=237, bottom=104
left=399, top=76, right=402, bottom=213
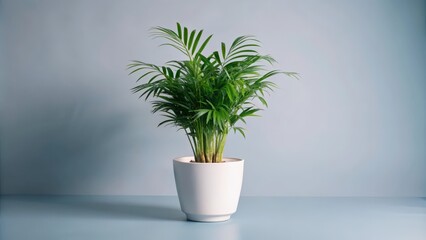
left=128, top=23, right=296, bottom=222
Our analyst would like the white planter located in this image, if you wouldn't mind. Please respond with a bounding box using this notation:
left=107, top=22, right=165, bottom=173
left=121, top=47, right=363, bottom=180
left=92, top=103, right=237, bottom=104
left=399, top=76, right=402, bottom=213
left=173, top=156, right=244, bottom=222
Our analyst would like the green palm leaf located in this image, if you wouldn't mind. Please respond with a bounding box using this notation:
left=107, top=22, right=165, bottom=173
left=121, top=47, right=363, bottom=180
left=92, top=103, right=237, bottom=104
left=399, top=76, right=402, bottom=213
left=128, top=23, right=298, bottom=163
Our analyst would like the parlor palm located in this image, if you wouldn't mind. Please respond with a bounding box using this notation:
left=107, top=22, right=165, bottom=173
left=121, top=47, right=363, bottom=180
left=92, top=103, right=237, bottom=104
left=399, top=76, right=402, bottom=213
left=128, top=23, right=297, bottom=163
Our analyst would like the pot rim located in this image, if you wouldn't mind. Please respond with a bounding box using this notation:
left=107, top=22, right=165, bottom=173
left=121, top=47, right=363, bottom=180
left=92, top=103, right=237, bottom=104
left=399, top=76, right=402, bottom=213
left=174, top=156, right=244, bottom=164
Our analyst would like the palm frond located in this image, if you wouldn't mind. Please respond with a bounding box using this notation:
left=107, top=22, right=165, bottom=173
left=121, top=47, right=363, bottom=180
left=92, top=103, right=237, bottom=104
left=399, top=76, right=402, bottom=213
left=128, top=23, right=297, bottom=163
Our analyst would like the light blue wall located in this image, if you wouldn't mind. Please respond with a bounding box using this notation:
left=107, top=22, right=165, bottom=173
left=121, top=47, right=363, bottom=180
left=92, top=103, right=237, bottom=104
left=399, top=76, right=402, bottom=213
left=1, top=0, right=425, bottom=196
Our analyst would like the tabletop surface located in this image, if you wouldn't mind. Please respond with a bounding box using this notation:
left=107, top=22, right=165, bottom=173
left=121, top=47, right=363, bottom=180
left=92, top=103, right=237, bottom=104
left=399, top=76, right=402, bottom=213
left=1, top=196, right=425, bottom=240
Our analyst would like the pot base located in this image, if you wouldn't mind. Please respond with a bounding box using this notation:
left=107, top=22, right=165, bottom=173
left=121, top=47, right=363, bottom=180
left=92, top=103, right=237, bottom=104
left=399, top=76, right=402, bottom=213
left=186, top=214, right=231, bottom=222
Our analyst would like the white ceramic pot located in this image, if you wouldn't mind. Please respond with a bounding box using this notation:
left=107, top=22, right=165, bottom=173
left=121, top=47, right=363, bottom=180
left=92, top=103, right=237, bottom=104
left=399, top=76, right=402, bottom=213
left=173, top=156, right=244, bottom=222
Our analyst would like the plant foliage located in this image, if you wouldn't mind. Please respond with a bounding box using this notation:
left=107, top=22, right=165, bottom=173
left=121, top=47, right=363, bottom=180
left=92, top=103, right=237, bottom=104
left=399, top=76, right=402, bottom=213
left=128, top=23, right=297, bottom=163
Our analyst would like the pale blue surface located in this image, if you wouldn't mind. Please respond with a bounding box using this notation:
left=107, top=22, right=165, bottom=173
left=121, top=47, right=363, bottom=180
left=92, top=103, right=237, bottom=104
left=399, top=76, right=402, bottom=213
left=1, top=196, right=425, bottom=240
